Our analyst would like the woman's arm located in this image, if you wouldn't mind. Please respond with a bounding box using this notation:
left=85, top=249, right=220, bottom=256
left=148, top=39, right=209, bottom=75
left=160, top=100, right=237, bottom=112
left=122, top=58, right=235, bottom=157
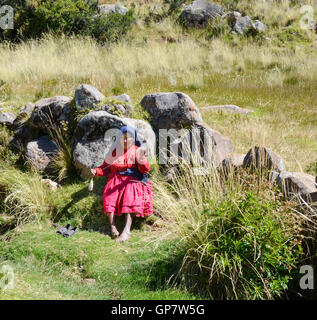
left=93, top=161, right=111, bottom=177
left=135, top=147, right=150, bottom=174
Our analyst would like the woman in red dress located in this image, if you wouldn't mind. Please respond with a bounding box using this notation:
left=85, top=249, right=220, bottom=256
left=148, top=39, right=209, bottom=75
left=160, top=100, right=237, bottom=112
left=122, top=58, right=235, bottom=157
left=90, top=126, right=154, bottom=242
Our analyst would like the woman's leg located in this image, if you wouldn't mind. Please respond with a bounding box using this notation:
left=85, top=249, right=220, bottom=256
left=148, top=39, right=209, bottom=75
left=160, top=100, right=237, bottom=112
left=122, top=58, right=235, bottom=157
left=108, top=213, right=120, bottom=238
left=116, top=213, right=133, bottom=242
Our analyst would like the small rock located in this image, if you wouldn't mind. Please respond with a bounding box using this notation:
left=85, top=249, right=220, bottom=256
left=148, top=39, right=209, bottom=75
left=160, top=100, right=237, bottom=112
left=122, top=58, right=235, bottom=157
left=41, top=179, right=59, bottom=190
left=75, top=84, right=105, bottom=110
left=253, top=20, right=266, bottom=33
left=232, top=16, right=253, bottom=35
left=0, top=112, right=16, bottom=126
left=30, top=96, right=73, bottom=130
left=98, top=4, right=128, bottom=15
left=83, top=278, right=96, bottom=285
left=201, top=105, right=253, bottom=114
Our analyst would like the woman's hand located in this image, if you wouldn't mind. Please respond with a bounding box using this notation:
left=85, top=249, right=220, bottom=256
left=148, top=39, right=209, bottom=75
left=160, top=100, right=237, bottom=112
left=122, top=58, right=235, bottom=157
left=136, top=147, right=147, bottom=163
left=90, top=169, right=96, bottom=177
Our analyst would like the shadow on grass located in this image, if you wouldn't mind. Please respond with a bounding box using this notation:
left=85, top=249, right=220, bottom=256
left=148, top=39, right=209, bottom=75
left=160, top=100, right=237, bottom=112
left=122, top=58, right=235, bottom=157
left=53, top=177, right=148, bottom=238
left=126, top=239, right=190, bottom=294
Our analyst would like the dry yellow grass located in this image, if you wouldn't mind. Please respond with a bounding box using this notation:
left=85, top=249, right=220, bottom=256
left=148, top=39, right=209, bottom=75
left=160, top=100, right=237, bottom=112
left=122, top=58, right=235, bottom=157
left=0, top=0, right=316, bottom=172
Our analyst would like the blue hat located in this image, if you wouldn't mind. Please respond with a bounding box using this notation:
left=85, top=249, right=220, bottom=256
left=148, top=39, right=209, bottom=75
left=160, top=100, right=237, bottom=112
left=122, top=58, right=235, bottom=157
left=119, top=126, right=142, bottom=147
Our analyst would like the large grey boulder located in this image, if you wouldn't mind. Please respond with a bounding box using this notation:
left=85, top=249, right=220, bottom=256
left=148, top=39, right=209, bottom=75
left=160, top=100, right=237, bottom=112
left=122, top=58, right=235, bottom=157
left=180, top=0, right=225, bottom=28
left=168, top=122, right=234, bottom=169
left=140, top=92, right=202, bottom=131
left=243, top=146, right=286, bottom=173
left=75, top=84, right=105, bottom=110
left=98, top=4, right=128, bottom=15
left=277, top=171, right=317, bottom=199
left=29, top=96, right=73, bottom=130
left=72, top=111, right=156, bottom=175
left=26, top=136, right=58, bottom=171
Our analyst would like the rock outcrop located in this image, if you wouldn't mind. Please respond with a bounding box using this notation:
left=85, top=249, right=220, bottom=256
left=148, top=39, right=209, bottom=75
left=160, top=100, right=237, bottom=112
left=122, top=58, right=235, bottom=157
left=227, top=11, right=266, bottom=35
left=29, top=96, right=73, bottom=130
left=141, top=92, right=202, bottom=130
left=180, top=0, right=225, bottom=28
left=72, top=111, right=156, bottom=174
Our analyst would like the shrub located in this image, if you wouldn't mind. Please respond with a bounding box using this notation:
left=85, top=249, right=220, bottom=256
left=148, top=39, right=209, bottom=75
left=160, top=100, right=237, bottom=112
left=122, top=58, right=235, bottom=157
left=154, top=163, right=308, bottom=299
left=47, top=119, right=78, bottom=183
left=179, top=191, right=303, bottom=299
left=86, top=10, right=135, bottom=43
left=0, top=0, right=135, bottom=43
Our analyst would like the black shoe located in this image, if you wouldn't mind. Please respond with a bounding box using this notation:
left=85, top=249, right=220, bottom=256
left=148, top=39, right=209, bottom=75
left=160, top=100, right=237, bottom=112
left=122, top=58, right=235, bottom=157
left=63, top=226, right=78, bottom=238
left=56, top=224, right=71, bottom=236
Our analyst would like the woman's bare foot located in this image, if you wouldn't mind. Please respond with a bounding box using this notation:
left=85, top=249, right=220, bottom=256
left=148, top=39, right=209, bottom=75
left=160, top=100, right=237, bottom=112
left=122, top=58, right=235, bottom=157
left=116, top=231, right=130, bottom=243
left=111, top=226, right=120, bottom=239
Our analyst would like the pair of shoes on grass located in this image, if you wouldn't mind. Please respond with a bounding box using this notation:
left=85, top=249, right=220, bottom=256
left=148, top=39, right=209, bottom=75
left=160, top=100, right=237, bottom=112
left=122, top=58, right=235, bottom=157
left=54, top=223, right=78, bottom=237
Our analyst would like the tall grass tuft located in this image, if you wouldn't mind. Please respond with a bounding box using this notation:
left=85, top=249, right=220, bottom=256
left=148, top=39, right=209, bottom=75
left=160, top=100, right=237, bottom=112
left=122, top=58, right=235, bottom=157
left=49, top=126, right=77, bottom=183
left=153, top=161, right=308, bottom=299
left=0, top=167, right=55, bottom=228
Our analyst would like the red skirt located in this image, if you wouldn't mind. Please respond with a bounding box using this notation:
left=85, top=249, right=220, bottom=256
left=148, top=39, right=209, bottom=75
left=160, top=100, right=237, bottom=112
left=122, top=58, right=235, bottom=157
left=102, top=172, right=154, bottom=217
